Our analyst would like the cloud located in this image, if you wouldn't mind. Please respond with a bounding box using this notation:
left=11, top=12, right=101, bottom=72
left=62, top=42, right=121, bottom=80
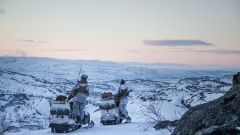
left=55, top=49, right=88, bottom=52
left=0, top=49, right=27, bottom=57
left=143, top=39, right=212, bottom=47
left=126, top=49, right=141, bottom=53
left=190, top=49, right=240, bottom=55
left=36, top=41, right=51, bottom=44
left=17, top=39, right=34, bottom=43
left=0, top=9, right=6, bottom=15
left=16, top=39, right=51, bottom=44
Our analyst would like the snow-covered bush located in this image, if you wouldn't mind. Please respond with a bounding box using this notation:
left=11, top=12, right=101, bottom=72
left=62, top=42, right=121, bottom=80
left=140, top=101, right=177, bottom=131
left=140, top=101, right=164, bottom=125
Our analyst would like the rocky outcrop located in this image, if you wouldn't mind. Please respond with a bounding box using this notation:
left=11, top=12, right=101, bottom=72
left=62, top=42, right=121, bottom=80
left=233, top=72, right=240, bottom=86
left=154, top=120, right=178, bottom=130
left=172, top=73, right=240, bottom=135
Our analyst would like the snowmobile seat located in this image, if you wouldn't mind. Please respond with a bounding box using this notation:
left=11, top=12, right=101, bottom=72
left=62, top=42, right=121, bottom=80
left=50, top=108, right=70, bottom=116
left=99, top=104, right=115, bottom=110
left=102, top=92, right=113, bottom=99
left=56, top=95, right=67, bottom=101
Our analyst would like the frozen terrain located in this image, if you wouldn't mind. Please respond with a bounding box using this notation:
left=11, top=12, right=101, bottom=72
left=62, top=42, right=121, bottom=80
left=0, top=57, right=238, bottom=135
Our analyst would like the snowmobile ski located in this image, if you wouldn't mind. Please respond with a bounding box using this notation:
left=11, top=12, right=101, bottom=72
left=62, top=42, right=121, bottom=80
left=83, top=121, right=95, bottom=129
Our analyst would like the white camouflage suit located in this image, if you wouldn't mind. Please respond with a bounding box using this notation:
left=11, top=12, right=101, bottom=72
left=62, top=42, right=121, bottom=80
left=70, top=81, right=89, bottom=120
left=116, top=84, right=129, bottom=118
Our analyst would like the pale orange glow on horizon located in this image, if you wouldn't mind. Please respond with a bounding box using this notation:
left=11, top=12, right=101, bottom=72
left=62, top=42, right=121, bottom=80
left=0, top=0, right=240, bottom=68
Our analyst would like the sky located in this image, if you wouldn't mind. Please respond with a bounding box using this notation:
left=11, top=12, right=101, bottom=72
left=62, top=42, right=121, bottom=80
left=0, top=0, right=240, bottom=67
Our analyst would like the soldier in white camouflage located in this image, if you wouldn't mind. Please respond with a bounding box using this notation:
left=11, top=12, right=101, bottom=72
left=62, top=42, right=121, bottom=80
left=68, top=75, right=89, bottom=124
left=116, top=79, right=131, bottom=122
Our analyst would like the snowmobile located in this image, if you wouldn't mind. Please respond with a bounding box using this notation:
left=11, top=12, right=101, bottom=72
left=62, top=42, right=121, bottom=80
left=49, top=95, right=94, bottom=133
left=99, top=92, right=123, bottom=125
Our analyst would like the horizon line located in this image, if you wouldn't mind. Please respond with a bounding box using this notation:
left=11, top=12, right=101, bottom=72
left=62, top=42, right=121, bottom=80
left=0, top=55, right=239, bottom=70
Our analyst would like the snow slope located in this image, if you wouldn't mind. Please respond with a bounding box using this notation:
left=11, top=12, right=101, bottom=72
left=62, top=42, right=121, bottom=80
left=0, top=57, right=237, bottom=135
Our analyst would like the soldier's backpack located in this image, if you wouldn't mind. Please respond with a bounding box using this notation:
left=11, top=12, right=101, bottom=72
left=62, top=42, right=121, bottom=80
left=102, top=92, right=113, bottom=99
left=73, top=85, right=89, bottom=96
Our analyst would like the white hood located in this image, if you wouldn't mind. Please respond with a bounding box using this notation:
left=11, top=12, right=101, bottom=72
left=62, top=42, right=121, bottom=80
left=120, top=84, right=127, bottom=90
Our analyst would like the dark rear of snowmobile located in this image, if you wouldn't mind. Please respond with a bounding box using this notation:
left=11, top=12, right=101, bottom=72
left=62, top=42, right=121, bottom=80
left=49, top=95, right=94, bottom=133
left=100, top=92, right=123, bottom=125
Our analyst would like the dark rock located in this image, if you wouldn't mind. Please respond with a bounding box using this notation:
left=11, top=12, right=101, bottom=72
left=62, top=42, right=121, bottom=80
left=210, top=127, right=239, bottom=135
left=140, top=96, right=147, bottom=101
left=181, top=99, right=191, bottom=108
left=14, top=93, right=29, bottom=101
left=172, top=73, right=240, bottom=135
left=154, top=120, right=179, bottom=130
left=233, top=72, right=240, bottom=86
left=194, top=125, right=240, bottom=135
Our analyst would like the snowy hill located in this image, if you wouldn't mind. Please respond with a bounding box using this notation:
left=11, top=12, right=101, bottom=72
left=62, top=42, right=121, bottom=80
left=0, top=57, right=237, bottom=135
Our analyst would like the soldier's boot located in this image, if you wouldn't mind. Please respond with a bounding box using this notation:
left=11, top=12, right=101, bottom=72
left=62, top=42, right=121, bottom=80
left=75, top=116, right=81, bottom=123
left=125, top=116, right=131, bottom=123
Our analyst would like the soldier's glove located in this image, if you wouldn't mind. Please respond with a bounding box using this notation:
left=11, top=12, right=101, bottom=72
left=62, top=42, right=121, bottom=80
left=67, top=96, right=72, bottom=102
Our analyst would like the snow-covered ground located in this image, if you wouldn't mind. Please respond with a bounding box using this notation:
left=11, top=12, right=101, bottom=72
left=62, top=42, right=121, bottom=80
left=0, top=57, right=237, bottom=135
left=5, top=124, right=166, bottom=135
left=5, top=103, right=168, bottom=135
